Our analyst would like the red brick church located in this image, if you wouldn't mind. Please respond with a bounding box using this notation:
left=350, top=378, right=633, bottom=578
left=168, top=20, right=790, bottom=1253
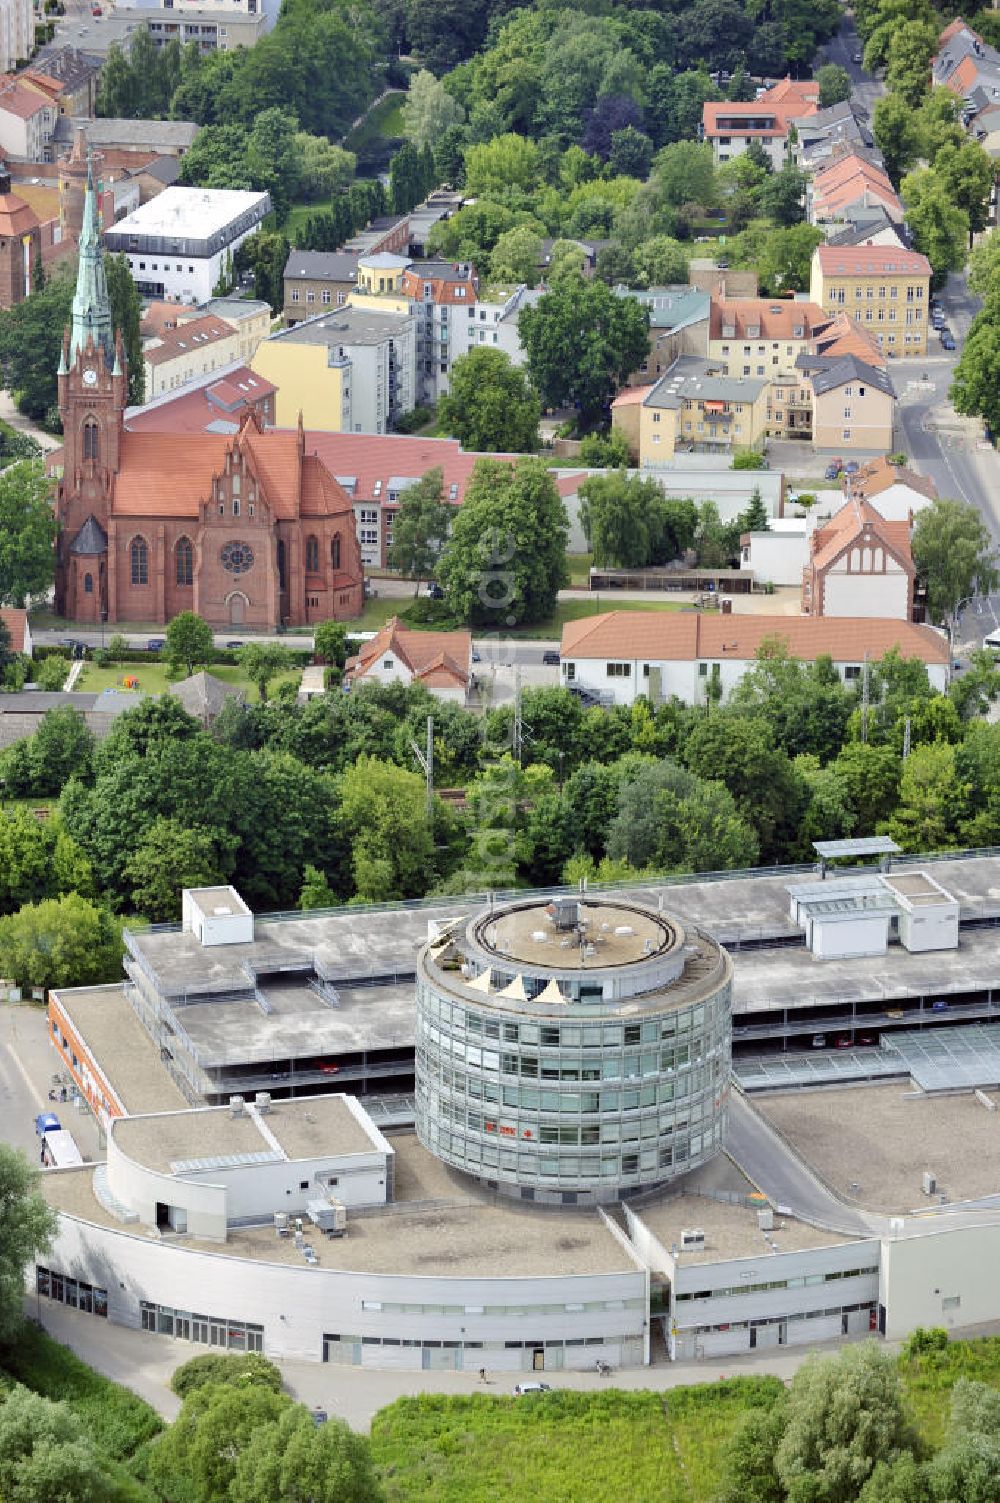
left=54, top=164, right=363, bottom=629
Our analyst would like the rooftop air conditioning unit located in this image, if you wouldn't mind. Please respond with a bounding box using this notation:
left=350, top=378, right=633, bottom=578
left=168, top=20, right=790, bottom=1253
left=757, top=1209, right=774, bottom=1232
left=255, top=1092, right=272, bottom=1114
left=680, top=1227, right=705, bottom=1249
left=922, top=1172, right=937, bottom=1197
left=229, top=1095, right=245, bottom=1117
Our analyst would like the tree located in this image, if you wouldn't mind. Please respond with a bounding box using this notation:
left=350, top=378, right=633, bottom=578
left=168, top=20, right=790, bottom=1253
left=389, top=140, right=427, bottom=215
left=683, top=713, right=808, bottom=862
left=35, top=654, right=68, bottom=691
left=631, top=236, right=689, bottom=288
left=234, top=230, right=290, bottom=314
left=816, top=62, right=851, bottom=107
left=0, top=461, right=57, bottom=606
left=438, top=348, right=541, bottom=452
left=0, top=1383, right=118, bottom=1503
left=150, top=1381, right=289, bottom=1503
left=387, top=467, right=452, bottom=589
left=294, top=134, right=355, bottom=201
left=489, top=225, right=542, bottom=285
left=519, top=274, right=649, bottom=422
left=0, top=809, right=92, bottom=913
left=874, top=93, right=923, bottom=185
left=776, top=1343, right=921, bottom=1503
left=934, top=140, right=996, bottom=241
left=313, top=620, right=348, bottom=668
left=165, top=611, right=214, bottom=677
left=886, top=19, right=941, bottom=106
left=104, top=253, right=145, bottom=405
left=654, top=139, right=717, bottom=208
left=437, top=456, right=568, bottom=625
left=5, top=706, right=95, bottom=797
left=717, top=1402, right=787, bottom=1503
left=951, top=315, right=1000, bottom=438
left=229, top=1401, right=383, bottom=1503
left=609, top=126, right=653, bottom=180
left=911, top=496, right=999, bottom=623
left=299, top=863, right=336, bottom=910
left=124, top=817, right=225, bottom=921
left=403, top=68, right=465, bottom=148
left=338, top=757, right=436, bottom=900
left=606, top=758, right=759, bottom=872
left=732, top=222, right=823, bottom=294
left=900, top=170, right=969, bottom=286
left=968, top=230, right=1000, bottom=297
left=238, top=643, right=293, bottom=702
left=0, top=1149, right=57, bottom=1340
left=759, top=160, right=806, bottom=227
left=0, top=892, right=122, bottom=990
left=886, top=741, right=965, bottom=851
left=464, top=133, right=541, bottom=199
left=0, top=267, right=73, bottom=422
left=579, top=472, right=693, bottom=567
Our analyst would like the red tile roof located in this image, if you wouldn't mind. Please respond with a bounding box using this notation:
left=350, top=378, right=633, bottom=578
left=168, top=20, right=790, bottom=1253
left=703, top=78, right=819, bottom=138
left=560, top=610, right=948, bottom=665
left=812, top=312, right=886, bottom=367
left=709, top=297, right=827, bottom=341
left=144, top=315, right=236, bottom=368
left=938, top=16, right=981, bottom=47
left=0, top=79, right=51, bottom=119
left=946, top=54, right=980, bottom=95
left=0, top=188, right=39, bottom=237
left=611, top=385, right=654, bottom=408
left=808, top=497, right=912, bottom=573
left=350, top=617, right=471, bottom=686
left=814, top=244, right=932, bottom=277
left=847, top=456, right=938, bottom=503
left=140, top=301, right=197, bottom=338
left=111, top=415, right=354, bottom=523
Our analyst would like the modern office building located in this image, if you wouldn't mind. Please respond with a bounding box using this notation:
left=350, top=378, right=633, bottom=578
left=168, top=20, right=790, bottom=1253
left=104, top=187, right=271, bottom=303
left=416, top=895, right=733, bottom=1205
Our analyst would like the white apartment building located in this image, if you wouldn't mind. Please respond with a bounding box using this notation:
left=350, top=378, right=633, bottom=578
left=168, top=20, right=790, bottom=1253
left=104, top=187, right=271, bottom=304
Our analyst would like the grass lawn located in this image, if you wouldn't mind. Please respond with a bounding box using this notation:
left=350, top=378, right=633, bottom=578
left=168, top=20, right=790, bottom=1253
left=566, top=552, right=593, bottom=587
left=898, top=1335, right=1000, bottom=1448
left=371, top=1382, right=783, bottom=1503
left=344, top=90, right=407, bottom=171
left=510, top=597, right=693, bottom=639
left=74, top=661, right=302, bottom=703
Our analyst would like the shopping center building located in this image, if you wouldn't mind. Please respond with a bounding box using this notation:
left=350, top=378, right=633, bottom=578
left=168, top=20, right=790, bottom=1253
left=34, top=858, right=1000, bottom=1370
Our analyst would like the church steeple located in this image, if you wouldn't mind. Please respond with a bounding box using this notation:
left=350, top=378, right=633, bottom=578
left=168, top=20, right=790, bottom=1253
left=69, top=155, right=114, bottom=369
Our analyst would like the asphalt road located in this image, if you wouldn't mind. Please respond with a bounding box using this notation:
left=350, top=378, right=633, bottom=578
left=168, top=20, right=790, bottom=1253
left=821, top=13, right=884, bottom=119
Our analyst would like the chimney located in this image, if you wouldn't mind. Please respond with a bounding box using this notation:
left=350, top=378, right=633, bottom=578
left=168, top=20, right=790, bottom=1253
left=0, top=168, right=11, bottom=197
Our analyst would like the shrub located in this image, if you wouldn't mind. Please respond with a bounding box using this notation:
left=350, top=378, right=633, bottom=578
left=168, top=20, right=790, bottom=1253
left=904, top=1327, right=950, bottom=1357
left=394, top=404, right=433, bottom=435
left=169, top=1351, right=283, bottom=1399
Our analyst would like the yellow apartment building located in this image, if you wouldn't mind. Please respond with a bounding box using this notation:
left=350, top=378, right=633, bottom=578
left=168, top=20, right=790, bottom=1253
left=707, top=297, right=828, bottom=378
left=809, top=245, right=932, bottom=357
left=633, top=357, right=769, bottom=465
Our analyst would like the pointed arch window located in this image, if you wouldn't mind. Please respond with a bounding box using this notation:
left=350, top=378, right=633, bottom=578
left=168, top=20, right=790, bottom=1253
left=277, top=539, right=287, bottom=591
left=83, top=418, right=99, bottom=462
left=130, top=536, right=149, bottom=587
left=84, top=572, right=93, bottom=594
left=331, top=533, right=341, bottom=571
left=176, top=536, right=193, bottom=587
left=305, top=535, right=319, bottom=572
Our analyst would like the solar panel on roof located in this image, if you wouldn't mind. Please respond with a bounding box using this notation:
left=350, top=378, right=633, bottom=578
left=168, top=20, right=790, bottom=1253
left=812, top=837, right=900, bottom=858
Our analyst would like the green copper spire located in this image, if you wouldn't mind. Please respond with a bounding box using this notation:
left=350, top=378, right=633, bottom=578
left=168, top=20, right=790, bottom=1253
left=70, top=155, right=114, bottom=369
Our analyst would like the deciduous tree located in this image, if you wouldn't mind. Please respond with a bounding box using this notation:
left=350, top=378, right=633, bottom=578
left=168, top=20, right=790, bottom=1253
left=437, top=457, right=568, bottom=625
left=238, top=643, right=293, bottom=701
left=519, top=274, right=649, bottom=422
left=911, top=496, right=999, bottom=622
left=0, top=892, right=122, bottom=990
left=900, top=170, right=969, bottom=286
left=165, top=610, right=214, bottom=677
left=0, top=461, right=56, bottom=606
left=816, top=63, right=851, bottom=107
left=438, top=347, right=541, bottom=453
left=387, top=467, right=452, bottom=589
left=124, top=817, right=225, bottom=921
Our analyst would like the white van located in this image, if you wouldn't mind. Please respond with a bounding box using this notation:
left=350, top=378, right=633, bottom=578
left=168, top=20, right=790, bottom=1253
left=984, top=631, right=1000, bottom=655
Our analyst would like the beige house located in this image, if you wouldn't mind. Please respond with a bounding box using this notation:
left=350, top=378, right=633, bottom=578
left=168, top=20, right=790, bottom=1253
left=616, top=287, right=710, bottom=386
left=631, top=357, right=769, bottom=465
left=284, top=249, right=360, bottom=326
left=808, top=355, right=895, bottom=451
left=801, top=497, right=914, bottom=620
left=0, top=78, right=58, bottom=161
left=707, top=297, right=828, bottom=379
left=143, top=314, right=242, bottom=399
left=809, top=244, right=932, bottom=357
left=199, top=298, right=271, bottom=365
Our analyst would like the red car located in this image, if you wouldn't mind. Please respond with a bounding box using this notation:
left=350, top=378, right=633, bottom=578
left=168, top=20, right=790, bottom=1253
left=834, top=1034, right=852, bottom=1049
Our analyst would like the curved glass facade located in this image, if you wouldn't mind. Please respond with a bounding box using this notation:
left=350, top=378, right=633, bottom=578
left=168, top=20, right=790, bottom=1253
left=416, top=899, right=733, bottom=1205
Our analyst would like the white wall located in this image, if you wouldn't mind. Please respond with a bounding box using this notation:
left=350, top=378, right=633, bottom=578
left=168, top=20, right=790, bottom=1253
left=126, top=223, right=261, bottom=304
left=823, top=568, right=909, bottom=620
left=897, top=904, right=959, bottom=953
left=42, top=1210, right=647, bottom=1369
left=810, top=911, right=890, bottom=959
left=881, top=1223, right=1000, bottom=1339
left=743, top=529, right=809, bottom=586
left=863, top=484, right=934, bottom=524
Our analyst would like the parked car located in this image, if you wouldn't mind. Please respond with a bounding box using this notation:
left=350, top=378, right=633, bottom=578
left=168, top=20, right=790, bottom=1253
left=541, top=649, right=560, bottom=666
left=146, top=638, right=165, bottom=652
left=931, top=310, right=946, bottom=327
left=834, top=1034, right=853, bottom=1049
left=226, top=640, right=244, bottom=649
left=843, top=460, right=860, bottom=475
left=853, top=49, right=862, bottom=62
left=423, top=582, right=444, bottom=599
left=471, top=646, right=481, bottom=663
left=941, top=333, right=956, bottom=351
left=824, top=462, right=843, bottom=480
left=513, top=1382, right=551, bottom=1396
left=857, top=1032, right=877, bottom=1046
left=931, top=999, right=949, bottom=1012
left=811, top=1033, right=827, bottom=1048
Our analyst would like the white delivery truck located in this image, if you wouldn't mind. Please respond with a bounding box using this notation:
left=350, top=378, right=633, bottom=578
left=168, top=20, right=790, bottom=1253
left=40, top=1127, right=84, bottom=1168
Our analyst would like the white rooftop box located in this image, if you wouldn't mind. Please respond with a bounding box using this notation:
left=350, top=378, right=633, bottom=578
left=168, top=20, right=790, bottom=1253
left=182, top=886, right=254, bottom=947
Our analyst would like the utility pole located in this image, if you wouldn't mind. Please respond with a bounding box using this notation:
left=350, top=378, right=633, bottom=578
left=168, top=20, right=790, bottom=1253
left=512, top=667, right=523, bottom=765
left=410, top=714, right=434, bottom=821
left=902, top=716, right=911, bottom=762
left=860, top=653, right=870, bottom=745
